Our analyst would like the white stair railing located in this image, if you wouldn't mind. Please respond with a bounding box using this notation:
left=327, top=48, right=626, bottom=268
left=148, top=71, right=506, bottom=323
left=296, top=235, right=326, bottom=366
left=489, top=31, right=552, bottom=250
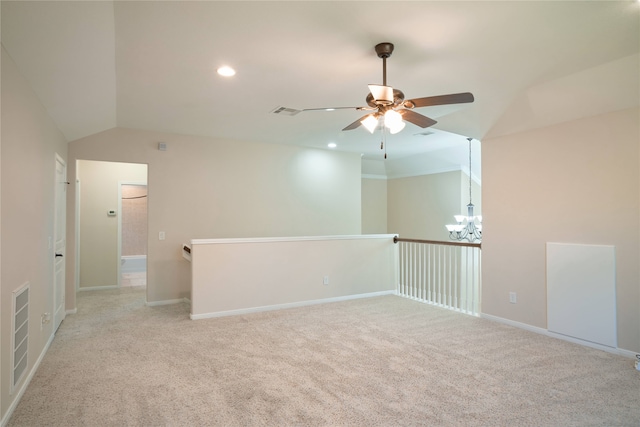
left=395, top=237, right=481, bottom=316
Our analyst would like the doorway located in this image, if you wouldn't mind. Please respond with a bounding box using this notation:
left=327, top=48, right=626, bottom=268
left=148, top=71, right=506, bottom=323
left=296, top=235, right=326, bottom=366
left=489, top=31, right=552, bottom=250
left=53, top=154, right=67, bottom=331
left=119, top=183, right=148, bottom=287
left=76, top=160, right=148, bottom=291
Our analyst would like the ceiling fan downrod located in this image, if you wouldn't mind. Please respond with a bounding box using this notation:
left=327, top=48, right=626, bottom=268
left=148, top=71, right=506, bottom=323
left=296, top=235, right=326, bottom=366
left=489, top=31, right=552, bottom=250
left=375, top=42, right=394, bottom=86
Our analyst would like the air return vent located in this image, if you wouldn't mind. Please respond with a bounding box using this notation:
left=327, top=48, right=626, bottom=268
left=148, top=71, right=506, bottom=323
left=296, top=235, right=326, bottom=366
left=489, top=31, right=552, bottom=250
left=12, top=282, right=29, bottom=393
left=413, top=131, right=434, bottom=137
left=271, top=106, right=302, bottom=116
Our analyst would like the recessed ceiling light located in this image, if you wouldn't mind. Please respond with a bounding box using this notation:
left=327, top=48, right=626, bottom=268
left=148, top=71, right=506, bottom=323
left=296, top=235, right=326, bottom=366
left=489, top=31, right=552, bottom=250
left=328, top=142, right=337, bottom=148
left=217, top=66, right=236, bottom=77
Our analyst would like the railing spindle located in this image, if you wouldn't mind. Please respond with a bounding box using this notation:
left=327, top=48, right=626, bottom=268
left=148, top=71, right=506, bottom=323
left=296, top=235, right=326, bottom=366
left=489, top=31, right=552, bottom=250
left=410, top=243, right=415, bottom=299
left=394, top=237, right=480, bottom=316
left=417, top=244, right=422, bottom=300
left=447, top=246, right=452, bottom=307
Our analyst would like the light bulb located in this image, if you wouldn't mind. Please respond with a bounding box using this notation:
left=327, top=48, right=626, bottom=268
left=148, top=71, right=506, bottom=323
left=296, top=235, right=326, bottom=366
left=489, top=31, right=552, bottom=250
left=361, top=115, right=379, bottom=133
left=389, top=121, right=405, bottom=134
left=384, top=110, right=402, bottom=127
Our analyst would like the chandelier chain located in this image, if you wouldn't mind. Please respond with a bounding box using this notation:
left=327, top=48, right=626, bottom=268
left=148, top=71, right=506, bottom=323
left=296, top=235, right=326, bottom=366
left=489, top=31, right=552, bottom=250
left=468, top=137, right=472, bottom=204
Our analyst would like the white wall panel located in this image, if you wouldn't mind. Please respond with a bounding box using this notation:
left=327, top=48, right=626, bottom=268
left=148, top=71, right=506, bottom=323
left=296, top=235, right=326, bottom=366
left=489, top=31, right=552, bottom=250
left=546, top=242, right=616, bottom=348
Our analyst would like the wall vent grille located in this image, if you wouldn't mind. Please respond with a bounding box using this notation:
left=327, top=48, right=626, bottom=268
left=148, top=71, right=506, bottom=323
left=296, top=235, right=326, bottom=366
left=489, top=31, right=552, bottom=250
left=12, top=282, right=29, bottom=393
left=271, top=106, right=301, bottom=116
left=413, top=131, right=434, bottom=137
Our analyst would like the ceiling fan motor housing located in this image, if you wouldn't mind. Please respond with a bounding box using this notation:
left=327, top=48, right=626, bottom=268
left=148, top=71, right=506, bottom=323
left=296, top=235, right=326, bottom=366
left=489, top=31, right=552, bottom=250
left=366, top=89, right=405, bottom=108
left=375, top=42, right=394, bottom=58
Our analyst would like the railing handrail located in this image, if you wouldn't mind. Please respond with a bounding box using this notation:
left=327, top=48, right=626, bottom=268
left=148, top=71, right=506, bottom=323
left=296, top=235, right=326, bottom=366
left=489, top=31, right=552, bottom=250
left=394, top=236, right=481, bottom=249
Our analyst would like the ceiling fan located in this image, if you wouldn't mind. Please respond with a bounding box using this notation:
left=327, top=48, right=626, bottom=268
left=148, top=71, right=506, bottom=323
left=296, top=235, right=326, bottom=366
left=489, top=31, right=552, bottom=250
left=305, top=42, right=474, bottom=135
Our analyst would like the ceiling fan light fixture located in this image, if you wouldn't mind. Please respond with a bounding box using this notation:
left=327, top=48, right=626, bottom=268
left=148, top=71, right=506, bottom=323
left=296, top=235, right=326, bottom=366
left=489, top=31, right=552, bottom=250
left=368, top=84, right=394, bottom=105
left=384, top=109, right=402, bottom=127
left=361, top=114, right=379, bottom=133
left=389, top=121, right=405, bottom=134
left=384, top=109, right=405, bottom=134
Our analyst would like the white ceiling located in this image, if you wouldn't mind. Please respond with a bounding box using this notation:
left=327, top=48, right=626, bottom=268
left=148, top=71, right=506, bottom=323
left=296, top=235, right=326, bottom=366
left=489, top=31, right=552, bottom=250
left=2, top=1, right=639, bottom=178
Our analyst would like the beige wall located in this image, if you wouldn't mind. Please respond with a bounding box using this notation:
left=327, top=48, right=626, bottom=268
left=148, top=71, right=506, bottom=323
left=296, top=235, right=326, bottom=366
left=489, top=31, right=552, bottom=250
left=1, top=47, right=68, bottom=420
left=67, top=128, right=362, bottom=306
left=191, top=235, right=398, bottom=318
left=361, top=178, right=387, bottom=234
left=482, top=107, right=640, bottom=353
left=77, top=160, right=147, bottom=288
left=387, top=171, right=480, bottom=241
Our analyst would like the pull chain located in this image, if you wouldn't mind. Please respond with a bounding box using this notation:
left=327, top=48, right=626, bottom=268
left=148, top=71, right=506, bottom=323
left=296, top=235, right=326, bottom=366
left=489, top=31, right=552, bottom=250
left=381, top=127, right=388, bottom=159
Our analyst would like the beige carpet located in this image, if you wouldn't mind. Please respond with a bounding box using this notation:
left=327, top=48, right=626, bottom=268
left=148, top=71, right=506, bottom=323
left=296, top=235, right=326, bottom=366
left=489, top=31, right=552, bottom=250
left=8, top=287, right=640, bottom=426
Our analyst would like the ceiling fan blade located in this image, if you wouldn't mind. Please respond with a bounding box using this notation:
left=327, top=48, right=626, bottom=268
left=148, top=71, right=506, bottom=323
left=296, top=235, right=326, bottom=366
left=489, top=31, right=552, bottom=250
left=399, top=110, right=437, bottom=128
left=404, top=92, right=474, bottom=109
left=342, top=114, right=371, bottom=131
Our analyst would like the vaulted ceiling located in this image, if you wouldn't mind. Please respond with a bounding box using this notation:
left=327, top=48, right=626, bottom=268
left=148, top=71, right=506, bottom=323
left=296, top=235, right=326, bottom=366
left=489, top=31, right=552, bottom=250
left=2, top=1, right=639, bottom=178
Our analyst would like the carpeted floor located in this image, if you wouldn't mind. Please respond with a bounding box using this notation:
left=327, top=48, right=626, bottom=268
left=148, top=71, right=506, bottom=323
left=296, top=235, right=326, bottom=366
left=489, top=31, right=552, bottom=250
left=8, top=287, right=640, bottom=426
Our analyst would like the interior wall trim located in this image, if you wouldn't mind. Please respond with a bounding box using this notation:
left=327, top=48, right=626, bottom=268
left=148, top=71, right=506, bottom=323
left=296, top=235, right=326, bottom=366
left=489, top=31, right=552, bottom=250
left=145, top=297, right=190, bottom=307
left=77, top=285, right=118, bottom=292
left=190, top=290, right=397, bottom=321
left=480, top=313, right=638, bottom=359
left=190, top=234, right=398, bottom=246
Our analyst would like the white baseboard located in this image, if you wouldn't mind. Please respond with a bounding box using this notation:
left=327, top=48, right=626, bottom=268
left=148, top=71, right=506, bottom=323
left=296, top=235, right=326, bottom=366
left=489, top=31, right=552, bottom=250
left=481, top=313, right=639, bottom=359
left=617, top=348, right=640, bottom=359
left=146, top=297, right=190, bottom=307
left=1, top=332, right=55, bottom=427
left=190, top=290, right=396, bottom=320
left=78, top=285, right=118, bottom=292
left=65, top=308, right=77, bottom=315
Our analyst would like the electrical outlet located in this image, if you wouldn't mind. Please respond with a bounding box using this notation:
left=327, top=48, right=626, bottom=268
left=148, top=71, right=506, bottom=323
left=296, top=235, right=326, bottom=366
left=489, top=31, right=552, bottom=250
left=41, top=313, right=51, bottom=330
left=323, top=276, right=329, bottom=285
left=509, top=292, right=517, bottom=304
left=159, top=231, right=165, bottom=240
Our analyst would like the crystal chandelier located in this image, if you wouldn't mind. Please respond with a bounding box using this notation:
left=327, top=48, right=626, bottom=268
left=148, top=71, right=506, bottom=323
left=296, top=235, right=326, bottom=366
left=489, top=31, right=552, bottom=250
left=446, top=137, right=482, bottom=242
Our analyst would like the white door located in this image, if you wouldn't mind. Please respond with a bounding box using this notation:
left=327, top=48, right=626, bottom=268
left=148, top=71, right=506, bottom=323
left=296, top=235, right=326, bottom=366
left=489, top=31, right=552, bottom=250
left=54, top=155, right=67, bottom=331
